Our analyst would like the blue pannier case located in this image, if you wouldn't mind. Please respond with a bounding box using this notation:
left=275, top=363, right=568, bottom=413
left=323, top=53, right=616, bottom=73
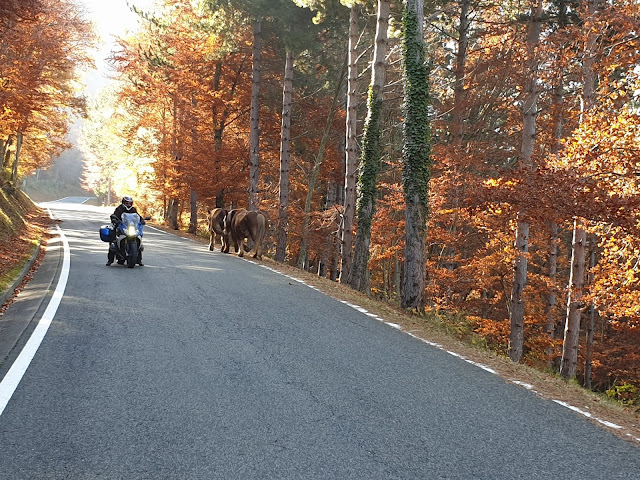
left=99, top=224, right=115, bottom=242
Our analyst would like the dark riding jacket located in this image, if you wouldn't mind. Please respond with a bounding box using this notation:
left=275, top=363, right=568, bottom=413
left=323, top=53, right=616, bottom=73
left=111, top=204, right=143, bottom=226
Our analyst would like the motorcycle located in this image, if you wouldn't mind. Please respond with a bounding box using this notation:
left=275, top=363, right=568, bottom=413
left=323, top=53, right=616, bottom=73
left=100, top=213, right=150, bottom=268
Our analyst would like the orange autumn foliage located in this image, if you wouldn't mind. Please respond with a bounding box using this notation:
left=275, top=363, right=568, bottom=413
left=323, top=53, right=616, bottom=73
left=0, top=0, right=95, bottom=175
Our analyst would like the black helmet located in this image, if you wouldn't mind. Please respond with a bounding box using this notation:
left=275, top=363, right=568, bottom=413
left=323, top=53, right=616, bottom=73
left=122, top=196, right=133, bottom=211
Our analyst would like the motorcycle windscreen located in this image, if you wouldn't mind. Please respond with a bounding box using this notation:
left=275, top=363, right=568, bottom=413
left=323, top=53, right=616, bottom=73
left=120, top=213, right=141, bottom=237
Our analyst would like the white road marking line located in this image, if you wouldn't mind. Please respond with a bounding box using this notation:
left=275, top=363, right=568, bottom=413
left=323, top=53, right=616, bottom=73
left=0, top=223, right=69, bottom=417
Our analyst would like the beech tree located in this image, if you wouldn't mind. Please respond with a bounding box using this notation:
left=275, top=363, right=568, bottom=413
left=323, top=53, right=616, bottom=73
left=508, top=0, right=544, bottom=363
left=0, top=0, right=94, bottom=182
left=106, top=0, right=253, bottom=220
left=559, top=0, right=598, bottom=380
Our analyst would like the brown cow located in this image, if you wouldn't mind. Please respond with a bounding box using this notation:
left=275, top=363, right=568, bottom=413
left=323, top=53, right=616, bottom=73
left=207, top=208, right=230, bottom=253
left=223, top=208, right=267, bottom=259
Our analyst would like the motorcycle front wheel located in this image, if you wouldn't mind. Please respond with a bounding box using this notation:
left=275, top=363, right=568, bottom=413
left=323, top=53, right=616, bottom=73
left=126, top=241, right=138, bottom=269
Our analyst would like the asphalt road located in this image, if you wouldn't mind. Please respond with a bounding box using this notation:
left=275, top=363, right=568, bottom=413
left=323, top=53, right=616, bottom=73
left=0, top=199, right=638, bottom=479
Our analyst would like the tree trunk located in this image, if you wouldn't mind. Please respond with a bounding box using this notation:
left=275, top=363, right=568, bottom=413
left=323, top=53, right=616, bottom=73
left=324, top=181, right=339, bottom=281
left=545, top=0, right=569, bottom=366
left=561, top=221, right=587, bottom=379
left=395, top=253, right=402, bottom=298
left=584, top=304, right=597, bottom=388
left=509, top=219, right=529, bottom=362
left=275, top=49, right=294, bottom=263
left=545, top=221, right=558, bottom=366
left=329, top=238, right=339, bottom=281
left=318, top=235, right=329, bottom=278
left=215, top=189, right=225, bottom=208
left=545, top=56, right=566, bottom=367
left=213, top=59, right=243, bottom=151
left=11, top=131, right=23, bottom=184
left=189, top=91, right=199, bottom=235
left=297, top=62, right=345, bottom=269
left=340, top=4, right=360, bottom=284
left=169, top=91, right=182, bottom=230
left=212, top=60, right=223, bottom=145
left=583, top=235, right=597, bottom=388
left=560, top=0, right=598, bottom=380
left=347, top=0, right=390, bottom=293
left=249, top=19, right=262, bottom=212
left=1, top=135, right=12, bottom=168
left=452, top=0, right=470, bottom=146
left=401, top=0, right=430, bottom=311
left=168, top=198, right=179, bottom=230
left=508, top=0, right=542, bottom=362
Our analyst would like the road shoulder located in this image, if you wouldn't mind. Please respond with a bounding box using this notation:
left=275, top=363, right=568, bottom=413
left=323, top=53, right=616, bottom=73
left=0, top=231, right=62, bottom=376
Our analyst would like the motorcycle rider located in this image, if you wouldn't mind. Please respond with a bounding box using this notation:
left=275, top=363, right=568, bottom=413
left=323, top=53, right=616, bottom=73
left=106, top=195, right=145, bottom=266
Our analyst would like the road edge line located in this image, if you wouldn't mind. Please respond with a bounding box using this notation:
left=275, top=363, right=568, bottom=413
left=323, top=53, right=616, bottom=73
left=0, top=222, right=69, bottom=417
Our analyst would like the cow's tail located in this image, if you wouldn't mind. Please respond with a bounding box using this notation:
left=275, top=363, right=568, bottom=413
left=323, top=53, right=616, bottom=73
left=254, top=213, right=266, bottom=259
left=207, top=209, right=215, bottom=251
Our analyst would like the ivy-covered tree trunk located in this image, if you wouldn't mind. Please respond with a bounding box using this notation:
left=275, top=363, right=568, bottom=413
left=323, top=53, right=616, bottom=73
left=275, top=49, right=294, bottom=263
left=401, top=0, right=431, bottom=310
left=249, top=19, right=262, bottom=212
left=340, top=4, right=360, bottom=284
left=347, top=0, right=390, bottom=293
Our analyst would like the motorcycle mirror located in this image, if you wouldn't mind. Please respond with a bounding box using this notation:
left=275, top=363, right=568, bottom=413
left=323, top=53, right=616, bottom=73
left=144, top=216, right=151, bottom=221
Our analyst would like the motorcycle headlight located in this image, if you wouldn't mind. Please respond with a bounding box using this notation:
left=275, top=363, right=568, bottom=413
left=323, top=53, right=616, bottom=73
left=127, top=225, right=137, bottom=236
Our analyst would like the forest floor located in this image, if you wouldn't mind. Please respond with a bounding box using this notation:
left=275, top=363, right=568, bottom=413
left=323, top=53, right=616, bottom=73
left=0, top=186, right=57, bottom=314
left=0, top=189, right=639, bottom=446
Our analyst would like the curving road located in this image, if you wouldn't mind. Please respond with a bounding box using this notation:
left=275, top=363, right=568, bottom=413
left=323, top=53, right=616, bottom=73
left=0, top=200, right=638, bottom=479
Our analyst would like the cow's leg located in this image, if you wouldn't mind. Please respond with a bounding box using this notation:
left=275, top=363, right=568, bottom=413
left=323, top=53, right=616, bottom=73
left=232, top=234, right=240, bottom=254
left=248, top=230, right=258, bottom=258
